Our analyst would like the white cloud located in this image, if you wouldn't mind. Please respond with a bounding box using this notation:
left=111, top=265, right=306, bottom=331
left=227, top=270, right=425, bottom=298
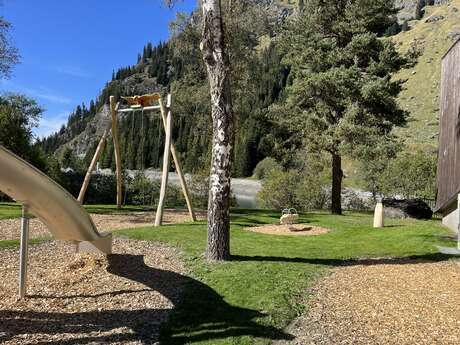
left=34, top=111, right=70, bottom=139
left=25, top=86, right=72, bottom=104
left=50, top=65, right=90, bottom=78
left=1, top=80, right=72, bottom=104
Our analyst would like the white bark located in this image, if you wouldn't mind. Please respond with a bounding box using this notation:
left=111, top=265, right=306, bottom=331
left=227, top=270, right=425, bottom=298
left=201, top=0, right=234, bottom=261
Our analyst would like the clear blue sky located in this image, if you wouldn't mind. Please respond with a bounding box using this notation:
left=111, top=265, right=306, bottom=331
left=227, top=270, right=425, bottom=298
left=1, top=0, right=196, bottom=138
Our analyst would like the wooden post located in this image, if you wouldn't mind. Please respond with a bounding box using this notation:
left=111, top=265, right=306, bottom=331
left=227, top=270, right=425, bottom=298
left=110, top=96, right=123, bottom=209
left=77, top=120, right=111, bottom=203
left=155, top=95, right=173, bottom=226
left=158, top=96, right=196, bottom=222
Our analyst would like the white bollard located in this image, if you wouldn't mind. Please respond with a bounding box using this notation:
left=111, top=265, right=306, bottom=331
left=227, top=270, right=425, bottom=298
left=18, top=204, right=30, bottom=299
left=373, top=201, right=384, bottom=228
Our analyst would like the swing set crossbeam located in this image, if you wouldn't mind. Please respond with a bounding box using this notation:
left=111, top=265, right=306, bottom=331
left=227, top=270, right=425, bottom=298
left=118, top=105, right=162, bottom=113
left=77, top=93, right=197, bottom=226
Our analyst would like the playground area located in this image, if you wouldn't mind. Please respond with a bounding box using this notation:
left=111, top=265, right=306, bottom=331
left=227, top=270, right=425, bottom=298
left=1, top=207, right=459, bottom=344
left=0, top=209, right=206, bottom=241
left=0, top=239, right=186, bottom=344
left=278, top=258, right=460, bottom=345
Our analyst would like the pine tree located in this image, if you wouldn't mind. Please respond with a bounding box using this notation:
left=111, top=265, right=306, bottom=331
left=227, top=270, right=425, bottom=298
left=280, top=0, right=409, bottom=214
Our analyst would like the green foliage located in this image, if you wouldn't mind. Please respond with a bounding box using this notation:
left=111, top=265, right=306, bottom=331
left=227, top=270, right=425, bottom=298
left=189, top=170, right=211, bottom=209
left=380, top=150, right=437, bottom=199
left=354, top=135, right=402, bottom=198
left=258, top=154, right=330, bottom=211
left=0, top=93, right=61, bottom=177
left=125, top=172, right=159, bottom=206
left=384, top=17, right=402, bottom=36
left=0, top=17, right=20, bottom=79
left=59, top=147, right=87, bottom=173
left=60, top=172, right=118, bottom=204
left=280, top=0, right=409, bottom=154
left=259, top=168, right=300, bottom=210
left=0, top=93, right=42, bottom=159
left=253, top=157, right=282, bottom=180
left=275, top=0, right=411, bottom=211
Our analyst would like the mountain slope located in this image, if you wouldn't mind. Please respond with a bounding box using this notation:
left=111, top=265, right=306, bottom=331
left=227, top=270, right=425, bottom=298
left=40, top=0, right=456, bottom=176
left=393, top=0, right=460, bottom=150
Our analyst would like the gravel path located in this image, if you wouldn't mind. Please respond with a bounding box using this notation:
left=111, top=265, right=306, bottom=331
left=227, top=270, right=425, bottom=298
left=0, top=239, right=187, bottom=344
left=278, top=258, right=460, bottom=345
left=0, top=209, right=206, bottom=241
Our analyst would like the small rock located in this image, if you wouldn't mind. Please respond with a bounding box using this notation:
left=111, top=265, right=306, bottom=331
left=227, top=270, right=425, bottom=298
left=447, top=31, right=460, bottom=41
left=426, top=15, right=445, bottom=23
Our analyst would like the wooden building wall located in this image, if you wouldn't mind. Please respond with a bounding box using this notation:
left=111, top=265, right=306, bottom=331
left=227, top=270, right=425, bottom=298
left=436, top=39, right=460, bottom=212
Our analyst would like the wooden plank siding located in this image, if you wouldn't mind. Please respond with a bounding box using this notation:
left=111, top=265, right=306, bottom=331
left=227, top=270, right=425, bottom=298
left=436, top=39, right=460, bottom=212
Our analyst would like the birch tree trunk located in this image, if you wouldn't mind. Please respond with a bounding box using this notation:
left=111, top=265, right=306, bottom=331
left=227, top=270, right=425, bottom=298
left=200, top=0, right=234, bottom=261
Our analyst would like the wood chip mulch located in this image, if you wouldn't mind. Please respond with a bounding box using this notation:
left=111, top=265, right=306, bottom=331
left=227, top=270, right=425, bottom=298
left=0, top=209, right=206, bottom=241
left=245, top=224, right=331, bottom=236
left=277, top=258, right=460, bottom=345
left=0, top=239, right=187, bottom=344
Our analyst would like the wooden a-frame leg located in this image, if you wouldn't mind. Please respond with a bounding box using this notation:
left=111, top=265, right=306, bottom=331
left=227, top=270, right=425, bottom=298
left=159, top=96, right=196, bottom=222
left=110, top=97, right=123, bottom=209
left=77, top=119, right=111, bottom=204
left=155, top=96, right=173, bottom=226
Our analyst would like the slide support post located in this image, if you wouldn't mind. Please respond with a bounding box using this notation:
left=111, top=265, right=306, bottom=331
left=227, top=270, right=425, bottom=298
left=457, top=194, right=460, bottom=250
left=19, top=204, right=30, bottom=299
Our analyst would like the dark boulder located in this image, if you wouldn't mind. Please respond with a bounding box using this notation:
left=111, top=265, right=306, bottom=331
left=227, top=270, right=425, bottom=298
left=382, top=198, right=433, bottom=220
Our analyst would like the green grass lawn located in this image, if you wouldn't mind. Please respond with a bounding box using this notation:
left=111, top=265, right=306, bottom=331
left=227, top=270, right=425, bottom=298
left=0, top=203, right=23, bottom=219
left=115, top=209, right=457, bottom=345
left=0, top=202, right=154, bottom=219
left=0, top=204, right=457, bottom=344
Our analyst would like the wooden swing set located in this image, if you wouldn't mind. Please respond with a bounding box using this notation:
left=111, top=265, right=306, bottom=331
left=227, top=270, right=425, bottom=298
left=77, top=93, right=196, bottom=226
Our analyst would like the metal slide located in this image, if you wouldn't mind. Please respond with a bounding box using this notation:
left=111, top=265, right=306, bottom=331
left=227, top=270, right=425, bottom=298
left=0, top=145, right=112, bottom=253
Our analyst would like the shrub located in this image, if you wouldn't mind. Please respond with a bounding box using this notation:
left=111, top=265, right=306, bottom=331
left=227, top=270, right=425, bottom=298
left=189, top=171, right=210, bottom=209
left=60, top=171, right=118, bottom=204
left=258, top=154, right=331, bottom=211
left=258, top=168, right=302, bottom=210
left=342, top=189, right=372, bottom=211
left=125, top=172, right=159, bottom=206
left=380, top=150, right=436, bottom=199
left=253, top=157, right=282, bottom=180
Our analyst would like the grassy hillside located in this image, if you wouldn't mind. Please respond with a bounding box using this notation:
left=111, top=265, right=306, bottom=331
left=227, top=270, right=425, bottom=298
left=393, top=1, right=460, bottom=150
left=278, top=1, right=457, bottom=152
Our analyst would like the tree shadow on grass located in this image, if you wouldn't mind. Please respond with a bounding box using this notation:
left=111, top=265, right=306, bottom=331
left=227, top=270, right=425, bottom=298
left=0, top=254, right=292, bottom=345
left=231, top=253, right=454, bottom=267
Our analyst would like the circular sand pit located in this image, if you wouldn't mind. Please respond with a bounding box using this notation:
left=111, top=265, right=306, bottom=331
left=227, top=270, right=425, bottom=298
left=245, top=224, right=331, bottom=236
left=0, top=239, right=187, bottom=344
